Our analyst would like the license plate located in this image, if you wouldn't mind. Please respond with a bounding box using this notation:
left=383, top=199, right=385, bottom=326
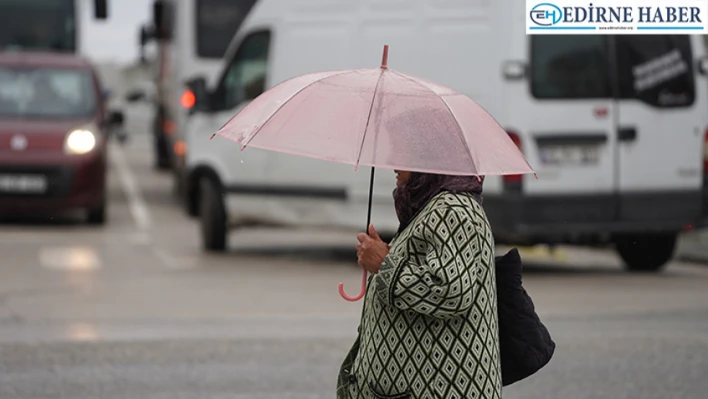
left=0, top=174, right=48, bottom=193
left=539, top=145, right=600, bottom=166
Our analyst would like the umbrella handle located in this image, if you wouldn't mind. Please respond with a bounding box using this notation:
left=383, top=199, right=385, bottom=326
left=339, top=166, right=376, bottom=302
left=338, top=269, right=368, bottom=302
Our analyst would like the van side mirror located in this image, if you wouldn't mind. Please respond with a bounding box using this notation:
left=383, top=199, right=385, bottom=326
left=698, top=57, right=708, bottom=76
left=185, top=76, right=210, bottom=114
left=152, top=0, right=174, bottom=41
left=94, top=0, right=108, bottom=19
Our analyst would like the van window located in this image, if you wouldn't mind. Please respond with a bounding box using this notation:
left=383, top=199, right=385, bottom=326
left=218, top=30, right=270, bottom=110
left=615, top=35, right=695, bottom=108
left=530, top=36, right=612, bottom=99
left=196, top=0, right=258, bottom=59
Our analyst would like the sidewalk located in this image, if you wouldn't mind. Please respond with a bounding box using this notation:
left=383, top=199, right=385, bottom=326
left=676, top=229, right=708, bottom=264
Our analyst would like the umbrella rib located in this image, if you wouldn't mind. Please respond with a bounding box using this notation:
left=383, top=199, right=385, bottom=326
left=355, top=69, right=385, bottom=167
left=390, top=70, right=479, bottom=174
left=240, top=69, right=356, bottom=150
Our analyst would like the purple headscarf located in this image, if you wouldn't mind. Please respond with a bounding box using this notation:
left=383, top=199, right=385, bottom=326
left=392, top=172, right=484, bottom=233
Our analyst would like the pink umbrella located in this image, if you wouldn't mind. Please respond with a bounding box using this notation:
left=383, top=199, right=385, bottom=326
left=212, top=45, right=535, bottom=301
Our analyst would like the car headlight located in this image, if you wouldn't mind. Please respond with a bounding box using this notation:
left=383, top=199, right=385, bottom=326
left=65, top=129, right=97, bottom=155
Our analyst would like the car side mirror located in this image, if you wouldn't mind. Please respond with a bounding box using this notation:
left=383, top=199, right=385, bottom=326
left=108, top=110, right=125, bottom=127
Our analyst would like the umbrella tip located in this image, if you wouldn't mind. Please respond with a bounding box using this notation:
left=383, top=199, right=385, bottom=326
left=534, top=173, right=539, bottom=180
left=381, top=45, right=389, bottom=69
left=210, top=133, right=216, bottom=140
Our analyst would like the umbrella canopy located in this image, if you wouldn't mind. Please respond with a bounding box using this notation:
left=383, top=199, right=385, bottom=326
left=215, top=48, right=533, bottom=178
left=213, top=45, right=535, bottom=301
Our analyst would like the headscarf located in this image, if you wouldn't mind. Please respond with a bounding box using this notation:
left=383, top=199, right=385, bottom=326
left=393, top=172, right=484, bottom=233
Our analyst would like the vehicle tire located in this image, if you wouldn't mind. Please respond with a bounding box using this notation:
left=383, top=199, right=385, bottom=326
left=184, top=179, right=199, bottom=218
left=172, top=170, right=185, bottom=200
left=199, top=177, right=227, bottom=252
left=614, top=233, right=677, bottom=273
left=87, top=202, right=107, bottom=225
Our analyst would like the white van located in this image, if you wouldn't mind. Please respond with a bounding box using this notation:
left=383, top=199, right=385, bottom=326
left=182, top=0, right=708, bottom=272
left=132, top=0, right=258, bottom=191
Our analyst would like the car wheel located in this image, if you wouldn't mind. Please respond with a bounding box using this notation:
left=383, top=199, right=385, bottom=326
left=199, top=177, right=227, bottom=252
left=614, top=233, right=677, bottom=273
left=87, top=202, right=107, bottom=225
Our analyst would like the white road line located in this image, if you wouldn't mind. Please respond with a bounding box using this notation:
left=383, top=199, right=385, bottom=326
left=152, top=248, right=198, bottom=270
left=109, top=143, right=151, bottom=231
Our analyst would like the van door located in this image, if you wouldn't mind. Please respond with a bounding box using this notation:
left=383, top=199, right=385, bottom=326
left=523, top=36, right=617, bottom=221
left=613, top=35, right=704, bottom=223
left=188, top=30, right=272, bottom=186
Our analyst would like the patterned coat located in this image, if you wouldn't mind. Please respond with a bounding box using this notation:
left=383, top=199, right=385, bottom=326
left=337, top=192, right=502, bottom=399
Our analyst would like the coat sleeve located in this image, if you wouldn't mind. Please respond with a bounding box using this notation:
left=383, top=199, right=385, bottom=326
left=374, top=204, right=480, bottom=319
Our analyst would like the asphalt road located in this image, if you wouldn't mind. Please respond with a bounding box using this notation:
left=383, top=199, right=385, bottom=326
left=0, top=132, right=707, bottom=399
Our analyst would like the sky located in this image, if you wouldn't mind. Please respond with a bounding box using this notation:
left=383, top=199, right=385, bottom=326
left=80, top=0, right=152, bottom=65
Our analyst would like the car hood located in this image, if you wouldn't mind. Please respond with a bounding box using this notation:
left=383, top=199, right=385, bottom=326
left=0, top=118, right=96, bottom=152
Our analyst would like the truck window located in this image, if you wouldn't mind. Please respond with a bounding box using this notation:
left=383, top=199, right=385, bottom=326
left=220, top=30, right=270, bottom=109
left=0, top=0, right=76, bottom=52
left=196, top=0, right=258, bottom=59
left=530, top=36, right=611, bottom=99
left=615, top=35, right=695, bottom=108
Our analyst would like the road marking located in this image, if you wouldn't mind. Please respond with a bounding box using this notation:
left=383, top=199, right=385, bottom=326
left=152, top=248, right=198, bottom=270
left=128, top=232, right=152, bottom=246
left=39, top=247, right=102, bottom=271
left=109, top=143, right=151, bottom=231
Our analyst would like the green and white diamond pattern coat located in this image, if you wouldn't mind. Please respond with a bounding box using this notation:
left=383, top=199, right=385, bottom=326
left=337, top=192, right=501, bottom=399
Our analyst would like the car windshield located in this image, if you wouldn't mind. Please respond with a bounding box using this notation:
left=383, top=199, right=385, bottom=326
left=0, top=67, right=96, bottom=119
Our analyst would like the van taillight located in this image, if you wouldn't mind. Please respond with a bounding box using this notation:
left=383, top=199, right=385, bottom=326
left=181, top=89, right=196, bottom=109
left=504, top=131, right=523, bottom=184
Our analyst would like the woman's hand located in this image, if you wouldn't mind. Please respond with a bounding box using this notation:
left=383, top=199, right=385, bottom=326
left=356, top=224, right=390, bottom=274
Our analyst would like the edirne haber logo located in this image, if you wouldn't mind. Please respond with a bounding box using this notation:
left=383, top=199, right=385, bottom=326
left=526, top=0, right=708, bottom=34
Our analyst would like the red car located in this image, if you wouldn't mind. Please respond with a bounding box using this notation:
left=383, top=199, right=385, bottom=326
left=0, top=52, right=123, bottom=224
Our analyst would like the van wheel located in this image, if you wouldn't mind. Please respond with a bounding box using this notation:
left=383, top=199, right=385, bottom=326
left=199, top=177, right=227, bottom=252
left=614, top=233, right=677, bottom=273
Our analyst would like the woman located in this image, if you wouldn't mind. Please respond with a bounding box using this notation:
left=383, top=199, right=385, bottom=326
left=336, top=170, right=502, bottom=399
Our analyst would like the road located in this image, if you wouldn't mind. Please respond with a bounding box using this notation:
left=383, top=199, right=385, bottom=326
left=0, top=132, right=707, bottom=399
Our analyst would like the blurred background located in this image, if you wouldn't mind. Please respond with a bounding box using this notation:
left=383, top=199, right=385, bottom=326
left=0, top=1, right=707, bottom=398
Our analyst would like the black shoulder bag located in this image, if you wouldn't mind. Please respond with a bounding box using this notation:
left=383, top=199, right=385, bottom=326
left=495, top=248, right=556, bottom=386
